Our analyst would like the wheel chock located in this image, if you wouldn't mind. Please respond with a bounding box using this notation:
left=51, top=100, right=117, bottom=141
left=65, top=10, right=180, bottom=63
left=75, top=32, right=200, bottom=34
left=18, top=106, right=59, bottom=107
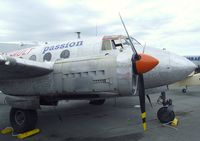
left=0, top=127, right=13, bottom=134
left=17, top=129, right=40, bottom=139
left=171, top=118, right=179, bottom=127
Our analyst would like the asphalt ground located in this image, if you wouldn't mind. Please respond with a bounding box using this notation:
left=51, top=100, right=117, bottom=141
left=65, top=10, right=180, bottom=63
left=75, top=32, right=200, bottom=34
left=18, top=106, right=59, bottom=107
left=0, top=86, right=200, bottom=141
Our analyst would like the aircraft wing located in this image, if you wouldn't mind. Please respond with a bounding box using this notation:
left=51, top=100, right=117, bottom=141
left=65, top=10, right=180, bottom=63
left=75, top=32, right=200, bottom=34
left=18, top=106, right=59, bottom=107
left=0, top=55, right=53, bottom=80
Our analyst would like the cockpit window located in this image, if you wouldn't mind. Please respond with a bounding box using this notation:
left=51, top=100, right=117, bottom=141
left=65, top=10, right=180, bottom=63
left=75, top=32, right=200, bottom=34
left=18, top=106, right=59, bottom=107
left=128, top=37, right=142, bottom=46
left=102, top=40, right=112, bottom=50
left=111, top=39, right=123, bottom=50
left=102, top=35, right=143, bottom=51
left=121, top=39, right=130, bottom=46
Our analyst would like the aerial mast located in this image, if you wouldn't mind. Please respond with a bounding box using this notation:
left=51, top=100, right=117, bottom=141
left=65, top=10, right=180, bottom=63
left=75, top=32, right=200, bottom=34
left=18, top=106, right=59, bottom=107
left=75, top=32, right=81, bottom=39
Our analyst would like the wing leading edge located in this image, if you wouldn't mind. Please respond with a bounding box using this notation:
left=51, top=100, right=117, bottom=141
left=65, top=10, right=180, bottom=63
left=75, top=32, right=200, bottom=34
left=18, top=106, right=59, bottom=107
left=0, top=55, right=53, bottom=80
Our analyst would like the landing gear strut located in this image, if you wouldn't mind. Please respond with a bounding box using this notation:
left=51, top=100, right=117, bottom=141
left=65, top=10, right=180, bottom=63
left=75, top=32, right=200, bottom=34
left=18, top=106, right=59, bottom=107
left=10, top=108, right=38, bottom=133
left=157, top=92, right=175, bottom=123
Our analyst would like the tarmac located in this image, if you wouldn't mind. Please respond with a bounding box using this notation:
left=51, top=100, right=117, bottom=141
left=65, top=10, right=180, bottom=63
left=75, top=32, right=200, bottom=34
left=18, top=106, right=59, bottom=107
left=0, top=86, right=200, bottom=141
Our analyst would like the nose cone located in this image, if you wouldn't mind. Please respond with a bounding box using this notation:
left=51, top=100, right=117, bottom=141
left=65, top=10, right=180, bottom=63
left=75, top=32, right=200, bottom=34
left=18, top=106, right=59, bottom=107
left=135, top=54, right=159, bottom=74
left=169, top=53, right=197, bottom=81
left=141, top=47, right=197, bottom=89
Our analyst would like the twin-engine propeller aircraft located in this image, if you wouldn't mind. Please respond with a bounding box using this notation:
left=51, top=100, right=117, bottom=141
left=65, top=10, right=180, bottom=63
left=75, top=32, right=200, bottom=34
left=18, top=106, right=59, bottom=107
left=0, top=31, right=196, bottom=132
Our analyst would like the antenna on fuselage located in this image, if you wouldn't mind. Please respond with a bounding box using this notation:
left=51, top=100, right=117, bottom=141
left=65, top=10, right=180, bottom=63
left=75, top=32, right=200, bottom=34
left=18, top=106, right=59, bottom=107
left=75, top=32, right=81, bottom=39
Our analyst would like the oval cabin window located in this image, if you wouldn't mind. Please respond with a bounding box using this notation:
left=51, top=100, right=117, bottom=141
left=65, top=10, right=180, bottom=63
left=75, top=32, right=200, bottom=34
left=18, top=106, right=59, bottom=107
left=60, top=50, right=70, bottom=59
left=29, top=55, right=36, bottom=61
left=43, top=52, right=52, bottom=62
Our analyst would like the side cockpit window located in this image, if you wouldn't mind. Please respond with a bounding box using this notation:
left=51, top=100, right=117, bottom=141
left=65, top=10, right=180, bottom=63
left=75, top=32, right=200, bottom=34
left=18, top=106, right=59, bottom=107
left=112, top=39, right=123, bottom=49
left=102, top=36, right=124, bottom=51
left=102, top=40, right=112, bottom=50
left=121, top=39, right=130, bottom=46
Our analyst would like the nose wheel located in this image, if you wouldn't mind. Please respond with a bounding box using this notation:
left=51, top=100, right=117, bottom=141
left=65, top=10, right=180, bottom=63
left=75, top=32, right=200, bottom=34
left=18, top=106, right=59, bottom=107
left=157, top=92, right=175, bottom=123
left=157, top=107, right=175, bottom=123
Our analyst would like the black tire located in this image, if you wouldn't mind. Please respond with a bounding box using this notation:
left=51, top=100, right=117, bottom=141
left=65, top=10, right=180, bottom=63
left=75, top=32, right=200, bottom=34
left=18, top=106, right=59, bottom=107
left=89, top=99, right=106, bottom=105
left=182, top=88, right=187, bottom=93
left=10, top=108, right=38, bottom=133
left=157, top=107, right=175, bottom=123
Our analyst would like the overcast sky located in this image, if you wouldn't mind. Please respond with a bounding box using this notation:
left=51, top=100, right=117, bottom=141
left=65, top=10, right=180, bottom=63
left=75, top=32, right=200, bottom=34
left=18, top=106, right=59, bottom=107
left=0, top=0, right=200, bottom=55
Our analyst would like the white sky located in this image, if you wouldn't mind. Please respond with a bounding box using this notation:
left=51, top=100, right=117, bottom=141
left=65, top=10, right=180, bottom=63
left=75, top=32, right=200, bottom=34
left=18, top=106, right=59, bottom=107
left=0, top=0, right=200, bottom=55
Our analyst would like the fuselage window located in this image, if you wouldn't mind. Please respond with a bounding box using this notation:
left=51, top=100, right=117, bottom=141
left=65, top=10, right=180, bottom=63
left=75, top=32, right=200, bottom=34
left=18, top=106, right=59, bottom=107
left=43, top=52, right=52, bottom=62
left=29, top=55, right=36, bottom=61
left=102, top=40, right=112, bottom=50
left=60, top=49, right=70, bottom=59
left=121, top=39, right=130, bottom=46
left=113, top=39, right=123, bottom=49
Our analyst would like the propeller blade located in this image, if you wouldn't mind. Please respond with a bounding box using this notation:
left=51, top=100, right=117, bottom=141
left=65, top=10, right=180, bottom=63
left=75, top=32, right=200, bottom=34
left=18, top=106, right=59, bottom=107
left=119, top=13, right=139, bottom=60
left=119, top=13, right=147, bottom=131
left=119, top=13, right=159, bottom=131
left=135, top=55, right=158, bottom=131
left=138, top=74, right=147, bottom=131
left=142, top=43, right=146, bottom=53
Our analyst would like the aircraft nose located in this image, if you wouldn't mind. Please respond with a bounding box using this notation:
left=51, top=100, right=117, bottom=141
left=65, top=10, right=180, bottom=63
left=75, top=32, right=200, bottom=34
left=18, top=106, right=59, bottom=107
left=143, top=48, right=197, bottom=88
left=169, top=53, right=197, bottom=81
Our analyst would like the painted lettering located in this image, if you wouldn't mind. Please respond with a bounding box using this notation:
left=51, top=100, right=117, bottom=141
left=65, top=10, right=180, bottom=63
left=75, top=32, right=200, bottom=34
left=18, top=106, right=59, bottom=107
left=49, top=46, right=55, bottom=51
left=69, top=42, right=75, bottom=47
left=43, top=47, right=49, bottom=54
left=60, top=44, right=65, bottom=49
left=42, top=41, right=83, bottom=54
left=76, top=41, right=83, bottom=46
left=65, top=42, right=69, bottom=48
left=9, top=48, right=34, bottom=57
left=54, top=45, right=60, bottom=50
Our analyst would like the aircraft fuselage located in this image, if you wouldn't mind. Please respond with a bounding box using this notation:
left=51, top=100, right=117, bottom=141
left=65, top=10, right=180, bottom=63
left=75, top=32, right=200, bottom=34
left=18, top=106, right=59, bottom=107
left=0, top=36, right=196, bottom=98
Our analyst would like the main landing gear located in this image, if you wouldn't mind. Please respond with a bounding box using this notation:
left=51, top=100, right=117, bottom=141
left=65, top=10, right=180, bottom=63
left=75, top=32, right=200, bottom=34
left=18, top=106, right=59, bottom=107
left=10, top=108, right=38, bottom=133
left=89, top=99, right=106, bottom=105
left=157, top=92, right=175, bottom=123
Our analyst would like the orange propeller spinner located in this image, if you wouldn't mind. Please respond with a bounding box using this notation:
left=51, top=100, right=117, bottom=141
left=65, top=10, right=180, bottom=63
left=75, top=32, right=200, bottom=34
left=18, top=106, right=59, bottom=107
left=135, top=54, right=159, bottom=74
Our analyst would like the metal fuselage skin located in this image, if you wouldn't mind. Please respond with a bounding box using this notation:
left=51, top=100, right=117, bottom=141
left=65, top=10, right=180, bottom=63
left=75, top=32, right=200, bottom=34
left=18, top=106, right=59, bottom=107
left=0, top=37, right=196, bottom=98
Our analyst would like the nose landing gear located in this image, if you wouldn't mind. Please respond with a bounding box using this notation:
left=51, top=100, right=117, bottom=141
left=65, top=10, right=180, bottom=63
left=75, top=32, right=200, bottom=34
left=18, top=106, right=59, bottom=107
left=157, top=92, right=175, bottom=123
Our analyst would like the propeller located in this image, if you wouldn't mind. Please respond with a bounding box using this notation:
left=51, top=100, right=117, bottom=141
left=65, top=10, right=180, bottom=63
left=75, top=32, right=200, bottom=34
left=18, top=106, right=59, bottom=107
left=143, top=42, right=146, bottom=53
left=119, top=13, right=159, bottom=131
